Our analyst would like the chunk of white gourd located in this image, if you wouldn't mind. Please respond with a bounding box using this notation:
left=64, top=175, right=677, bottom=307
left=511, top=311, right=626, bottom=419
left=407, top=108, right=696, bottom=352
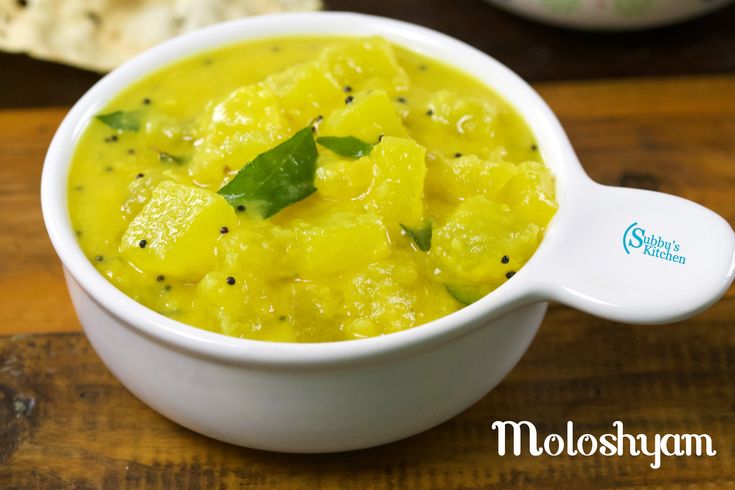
left=364, top=136, right=426, bottom=234
left=189, top=83, right=293, bottom=187
left=315, top=155, right=373, bottom=201
left=431, top=196, right=540, bottom=285
left=264, top=60, right=345, bottom=127
left=287, top=212, right=391, bottom=278
left=318, top=89, right=408, bottom=143
left=425, top=154, right=518, bottom=203
left=121, top=181, right=236, bottom=281
left=498, top=161, right=558, bottom=226
left=319, top=37, right=409, bottom=95
left=288, top=283, right=342, bottom=342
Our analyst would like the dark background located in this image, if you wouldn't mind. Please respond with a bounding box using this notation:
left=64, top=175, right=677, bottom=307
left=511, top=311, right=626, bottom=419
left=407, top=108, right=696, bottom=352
left=2, top=0, right=734, bottom=108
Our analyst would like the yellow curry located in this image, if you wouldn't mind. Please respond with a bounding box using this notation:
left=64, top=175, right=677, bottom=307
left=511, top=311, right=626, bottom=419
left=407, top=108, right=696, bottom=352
left=68, top=36, right=557, bottom=342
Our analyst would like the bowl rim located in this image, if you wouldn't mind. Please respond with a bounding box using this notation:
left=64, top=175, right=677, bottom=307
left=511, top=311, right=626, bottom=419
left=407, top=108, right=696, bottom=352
left=41, top=11, right=582, bottom=368
left=485, top=0, right=734, bottom=31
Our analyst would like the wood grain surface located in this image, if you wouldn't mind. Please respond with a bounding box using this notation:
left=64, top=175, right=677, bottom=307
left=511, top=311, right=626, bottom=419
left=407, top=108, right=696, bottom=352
left=1, top=300, right=733, bottom=489
left=0, top=75, right=733, bottom=488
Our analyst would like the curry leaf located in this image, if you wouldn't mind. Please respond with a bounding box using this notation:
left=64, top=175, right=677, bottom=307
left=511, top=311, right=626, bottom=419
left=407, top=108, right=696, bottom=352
left=445, top=284, right=482, bottom=306
left=96, top=110, right=142, bottom=131
left=218, top=127, right=318, bottom=218
left=400, top=221, right=432, bottom=252
left=158, top=151, right=186, bottom=165
left=317, top=136, right=375, bottom=159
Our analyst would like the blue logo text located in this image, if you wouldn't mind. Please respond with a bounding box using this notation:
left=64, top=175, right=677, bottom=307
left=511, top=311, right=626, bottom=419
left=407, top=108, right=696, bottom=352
left=623, top=222, right=686, bottom=265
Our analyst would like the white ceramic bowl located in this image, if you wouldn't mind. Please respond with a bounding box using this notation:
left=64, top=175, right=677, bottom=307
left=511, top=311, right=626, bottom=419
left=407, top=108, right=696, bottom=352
left=41, top=12, right=735, bottom=453
left=486, top=0, right=734, bottom=30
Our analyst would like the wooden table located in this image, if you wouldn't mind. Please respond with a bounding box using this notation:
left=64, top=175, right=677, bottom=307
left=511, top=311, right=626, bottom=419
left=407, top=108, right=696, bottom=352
left=1, top=1, right=734, bottom=488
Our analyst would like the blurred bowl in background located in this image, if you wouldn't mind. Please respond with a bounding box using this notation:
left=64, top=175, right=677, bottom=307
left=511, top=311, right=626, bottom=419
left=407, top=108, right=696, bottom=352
left=486, top=0, right=734, bottom=30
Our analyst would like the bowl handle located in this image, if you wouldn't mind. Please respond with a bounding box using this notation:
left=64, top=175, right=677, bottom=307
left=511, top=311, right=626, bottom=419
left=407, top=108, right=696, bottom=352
left=531, top=180, right=735, bottom=324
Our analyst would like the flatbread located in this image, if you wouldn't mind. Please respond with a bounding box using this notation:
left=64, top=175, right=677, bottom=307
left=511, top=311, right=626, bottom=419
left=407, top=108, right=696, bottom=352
left=0, top=0, right=322, bottom=72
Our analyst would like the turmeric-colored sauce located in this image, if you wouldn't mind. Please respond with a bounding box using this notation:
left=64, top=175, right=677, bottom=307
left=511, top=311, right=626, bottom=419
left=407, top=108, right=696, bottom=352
left=68, top=36, right=556, bottom=342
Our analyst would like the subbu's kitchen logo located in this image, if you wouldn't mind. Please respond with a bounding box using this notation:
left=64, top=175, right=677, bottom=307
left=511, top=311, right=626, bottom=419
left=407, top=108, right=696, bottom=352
left=623, top=222, right=686, bottom=265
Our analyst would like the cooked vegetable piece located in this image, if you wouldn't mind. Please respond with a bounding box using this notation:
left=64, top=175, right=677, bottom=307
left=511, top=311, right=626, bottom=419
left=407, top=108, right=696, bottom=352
left=288, top=283, right=342, bottom=342
left=319, top=89, right=408, bottom=143
left=265, top=60, right=344, bottom=127
left=365, top=136, right=426, bottom=234
left=342, top=260, right=418, bottom=335
left=121, top=181, right=237, bottom=281
left=216, top=222, right=294, bottom=281
left=194, top=271, right=277, bottom=339
left=315, top=155, right=373, bottom=201
left=499, top=161, right=558, bottom=224
left=426, top=154, right=518, bottom=202
left=288, top=212, right=391, bottom=278
left=189, top=83, right=292, bottom=187
left=427, top=90, right=497, bottom=139
left=320, top=37, right=410, bottom=95
left=431, top=197, right=540, bottom=285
